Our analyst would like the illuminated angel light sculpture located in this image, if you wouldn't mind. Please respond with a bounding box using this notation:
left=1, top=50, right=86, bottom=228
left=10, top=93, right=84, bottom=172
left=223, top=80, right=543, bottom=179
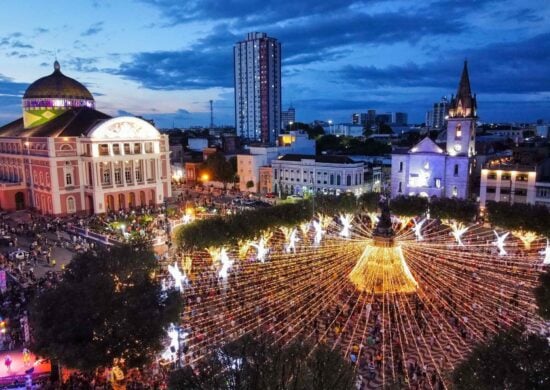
left=450, top=221, right=469, bottom=247
left=161, top=324, right=179, bottom=361
left=218, top=248, right=233, bottom=279
left=412, top=218, right=426, bottom=241
left=493, top=230, right=510, bottom=256
left=251, top=237, right=270, bottom=263
left=367, top=212, right=379, bottom=228
left=540, top=239, right=550, bottom=265
left=168, top=262, right=187, bottom=292
left=339, top=214, right=354, bottom=238
left=182, top=214, right=192, bottom=225
left=285, top=228, right=300, bottom=254
left=313, top=220, right=325, bottom=246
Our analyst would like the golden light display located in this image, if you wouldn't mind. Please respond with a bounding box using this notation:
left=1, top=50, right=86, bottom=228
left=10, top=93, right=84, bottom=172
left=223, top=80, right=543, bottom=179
left=166, top=211, right=548, bottom=389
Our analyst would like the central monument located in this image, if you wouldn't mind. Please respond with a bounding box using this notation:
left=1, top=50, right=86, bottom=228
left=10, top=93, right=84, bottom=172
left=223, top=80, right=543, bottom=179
left=349, top=195, right=418, bottom=294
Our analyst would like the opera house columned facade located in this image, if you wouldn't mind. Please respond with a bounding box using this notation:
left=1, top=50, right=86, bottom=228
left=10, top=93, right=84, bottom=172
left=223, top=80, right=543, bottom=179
left=0, top=61, right=171, bottom=215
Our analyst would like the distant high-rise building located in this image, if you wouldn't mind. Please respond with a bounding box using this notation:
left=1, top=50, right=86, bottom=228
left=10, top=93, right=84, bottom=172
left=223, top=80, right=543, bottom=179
left=431, top=97, right=450, bottom=130
left=426, top=110, right=434, bottom=128
left=375, top=113, right=392, bottom=125
left=360, top=113, right=368, bottom=125
left=234, top=32, right=281, bottom=144
left=393, top=112, right=408, bottom=126
left=352, top=113, right=360, bottom=125
left=367, top=110, right=376, bottom=126
left=282, top=106, right=296, bottom=130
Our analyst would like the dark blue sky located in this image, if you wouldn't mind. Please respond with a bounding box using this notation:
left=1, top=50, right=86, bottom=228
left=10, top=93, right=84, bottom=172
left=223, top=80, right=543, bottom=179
left=0, top=0, right=549, bottom=127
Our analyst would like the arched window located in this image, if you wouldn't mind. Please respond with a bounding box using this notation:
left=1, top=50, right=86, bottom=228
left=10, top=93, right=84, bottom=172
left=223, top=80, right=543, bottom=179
left=346, top=175, right=352, bottom=186
left=399, top=161, right=403, bottom=172
left=455, top=123, right=462, bottom=139
left=60, top=144, right=72, bottom=151
left=330, top=174, right=334, bottom=185
left=67, top=196, right=76, bottom=213
left=454, top=164, right=459, bottom=176
left=398, top=182, right=402, bottom=193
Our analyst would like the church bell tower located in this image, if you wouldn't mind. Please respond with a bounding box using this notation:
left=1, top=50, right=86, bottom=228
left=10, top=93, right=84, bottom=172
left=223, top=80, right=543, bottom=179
left=446, top=61, right=477, bottom=157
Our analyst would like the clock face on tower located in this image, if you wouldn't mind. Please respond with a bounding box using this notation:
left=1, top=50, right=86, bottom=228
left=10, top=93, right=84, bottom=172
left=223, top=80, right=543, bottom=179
left=454, top=144, right=462, bottom=152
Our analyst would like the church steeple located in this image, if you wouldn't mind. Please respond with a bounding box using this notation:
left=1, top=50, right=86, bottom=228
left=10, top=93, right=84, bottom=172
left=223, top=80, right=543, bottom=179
left=449, top=60, right=477, bottom=118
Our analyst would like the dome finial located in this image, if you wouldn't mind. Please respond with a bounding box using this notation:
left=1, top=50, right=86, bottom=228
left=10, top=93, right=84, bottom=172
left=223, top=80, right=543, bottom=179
left=54, top=60, right=60, bottom=71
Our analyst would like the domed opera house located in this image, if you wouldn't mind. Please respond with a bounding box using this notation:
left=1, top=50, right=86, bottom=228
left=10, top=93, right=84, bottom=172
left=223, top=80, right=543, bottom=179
left=0, top=62, right=171, bottom=214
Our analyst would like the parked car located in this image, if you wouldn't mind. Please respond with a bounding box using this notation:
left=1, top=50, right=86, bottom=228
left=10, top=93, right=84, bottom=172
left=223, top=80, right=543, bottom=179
left=9, top=249, right=29, bottom=261
left=265, top=192, right=276, bottom=198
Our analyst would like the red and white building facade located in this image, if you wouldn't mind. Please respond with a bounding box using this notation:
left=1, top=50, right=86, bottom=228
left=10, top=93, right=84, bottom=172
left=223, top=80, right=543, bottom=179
left=0, top=62, right=171, bottom=215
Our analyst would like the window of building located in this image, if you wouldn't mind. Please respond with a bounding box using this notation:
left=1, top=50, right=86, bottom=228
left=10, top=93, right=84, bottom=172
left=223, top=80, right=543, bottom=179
left=60, top=144, right=72, bottom=151
left=113, top=144, right=120, bottom=155
left=135, top=168, right=142, bottom=182
left=452, top=186, right=458, bottom=197
left=330, top=174, right=334, bottom=185
left=115, top=168, right=122, bottom=184
left=102, top=170, right=111, bottom=185
left=501, top=188, right=510, bottom=195
left=516, top=174, right=528, bottom=182
left=124, top=143, right=131, bottom=154
left=67, top=196, right=76, bottom=213
left=486, top=187, right=496, bottom=193
left=454, top=164, right=459, bottom=176
left=99, top=144, right=109, bottom=156
left=134, top=143, right=141, bottom=154
left=346, top=175, right=352, bottom=186
left=125, top=167, right=132, bottom=183
left=274, top=170, right=278, bottom=180
left=337, top=175, right=341, bottom=186
left=435, top=178, right=441, bottom=188
left=455, top=123, right=462, bottom=139
left=515, top=189, right=527, bottom=196
left=145, top=142, right=153, bottom=153
left=65, top=172, right=73, bottom=186
left=398, top=182, right=402, bottom=193
left=399, top=161, right=403, bottom=172
left=501, top=174, right=511, bottom=181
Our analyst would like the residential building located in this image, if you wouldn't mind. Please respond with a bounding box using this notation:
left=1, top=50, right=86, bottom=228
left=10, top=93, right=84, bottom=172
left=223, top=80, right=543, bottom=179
left=352, top=113, right=360, bottom=125
left=429, top=97, right=450, bottom=130
left=281, top=106, right=296, bottom=130
left=376, top=113, right=392, bottom=125
left=234, top=32, right=281, bottom=144
left=391, top=61, right=477, bottom=199
left=479, top=157, right=537, bottom=207
left=237, top=131, right=314, bottom=193
left=0, top=61, right=171, bottom=214
left=271, top=155, right=368, bottom=197
left=392, top=112, right=408, bottom=126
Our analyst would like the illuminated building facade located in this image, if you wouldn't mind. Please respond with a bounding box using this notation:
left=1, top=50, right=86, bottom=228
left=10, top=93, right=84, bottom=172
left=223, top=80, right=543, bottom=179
left=0, top=62, right=171, bottom=214
left=391, top=61, right=476, bottom=199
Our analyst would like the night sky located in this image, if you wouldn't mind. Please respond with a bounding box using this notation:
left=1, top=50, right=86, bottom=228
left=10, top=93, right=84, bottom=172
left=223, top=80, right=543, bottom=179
left=0, top=0, right=548, bottom=128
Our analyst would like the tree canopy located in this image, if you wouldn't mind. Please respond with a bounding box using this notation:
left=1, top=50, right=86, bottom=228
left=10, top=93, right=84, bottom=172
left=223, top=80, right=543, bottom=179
left=168, top=334, right=355, bottom=390
left=429, top=197, right=478, bottom=223
left=535, top=269, right=550, bottom=320
left=203, top=151, right=237, bottom=185
left=485, top=201, right=550, bottom=236
left=175, top=194, right=359, bottom=249
left=452, top=327, right=550, bottom=390
left=316, top=135, right=391, bottom=155
left=30, top=241, right=182, bottom=371
left=389, top=195, right=429, bottom=217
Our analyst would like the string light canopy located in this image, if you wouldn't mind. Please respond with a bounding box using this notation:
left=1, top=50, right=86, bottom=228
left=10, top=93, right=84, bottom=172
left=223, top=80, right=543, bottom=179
left=166, top=204, right=547, bottom=389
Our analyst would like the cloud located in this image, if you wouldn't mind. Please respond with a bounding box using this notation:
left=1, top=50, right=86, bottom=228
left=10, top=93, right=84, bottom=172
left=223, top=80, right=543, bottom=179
left=65, top=57, right=100, bottom=73
left=0, top=75, right=28, bottom=96
left=11, top=41, right=33, bottom=49
left=111, top=49, right=233, bottom=90
left=338, top=33, right=550, bottom=95
left=81, top=22, right=104, bottom=37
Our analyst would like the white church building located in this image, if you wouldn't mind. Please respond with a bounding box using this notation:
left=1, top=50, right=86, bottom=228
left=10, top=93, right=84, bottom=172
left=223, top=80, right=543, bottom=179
left=391, top=61, right=477, bottom=199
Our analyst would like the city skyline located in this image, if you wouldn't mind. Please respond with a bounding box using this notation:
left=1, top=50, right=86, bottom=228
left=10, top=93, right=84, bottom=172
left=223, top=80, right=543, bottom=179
left=0, top=0, right=549, bottom=128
